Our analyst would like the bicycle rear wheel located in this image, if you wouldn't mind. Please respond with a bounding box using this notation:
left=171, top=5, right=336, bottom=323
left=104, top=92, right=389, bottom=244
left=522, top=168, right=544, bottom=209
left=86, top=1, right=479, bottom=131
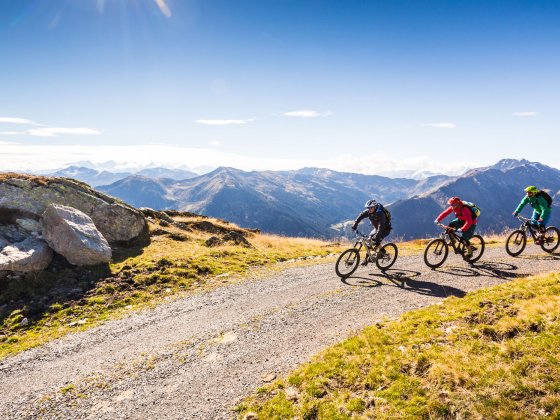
left=541, top=226, right=560, bottom=253
left=424, top=239, right=448, bottom=268
left=375, top=243, right=398, bottom=270
left=505, top=230, right=526, bottom=257
left=462, top=235, right=485, bottom=263
left=335, top=248, right=360, bottom=278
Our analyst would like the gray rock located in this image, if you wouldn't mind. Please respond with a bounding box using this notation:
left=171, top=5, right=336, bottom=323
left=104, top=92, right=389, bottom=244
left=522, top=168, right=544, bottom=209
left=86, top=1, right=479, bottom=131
left=16, top=218, right=42, bottom=236
left=0, top=176, right=148, bottom=244
left=42, top=204, right=112, bottom=266
left=0, top=236, right=53, bottom=272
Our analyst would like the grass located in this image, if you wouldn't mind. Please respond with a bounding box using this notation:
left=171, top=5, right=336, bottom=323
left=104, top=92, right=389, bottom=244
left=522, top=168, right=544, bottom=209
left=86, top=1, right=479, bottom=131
left=0, top=214, right=345, bottom=360
left=237, top=271, right=560, bottom=419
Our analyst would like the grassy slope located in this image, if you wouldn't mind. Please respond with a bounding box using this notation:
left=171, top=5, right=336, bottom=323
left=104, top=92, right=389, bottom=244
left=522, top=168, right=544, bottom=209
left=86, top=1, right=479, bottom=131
left=0, top=214, right=346, bottom=359
left=237, top=271, right=560, bottom=419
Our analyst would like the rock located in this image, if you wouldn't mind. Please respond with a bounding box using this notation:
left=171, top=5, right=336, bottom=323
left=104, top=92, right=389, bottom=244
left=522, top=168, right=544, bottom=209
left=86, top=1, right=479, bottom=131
left=0, top=236, right=53, bottom=272
left=0, top=175, right=148, bottom=244
left=261, top=372, right=276, bottom=382
left=205, top=236, right=223, bottom=247
left=223, top=231, right=253, bottom=247
left=42, top=204, right=112, bottom=266
left=15, top=218, right=42, bottom=236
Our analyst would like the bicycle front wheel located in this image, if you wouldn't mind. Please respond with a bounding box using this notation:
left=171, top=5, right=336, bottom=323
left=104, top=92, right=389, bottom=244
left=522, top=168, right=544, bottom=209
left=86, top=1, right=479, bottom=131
left=335, top=248, right=360, bottom=278
left=505, top=230, right=526, bottom=257
left=375, top=243, right=398, bottom=270
left=462, top=235, right=485, bottom=263
left=541, top=226, right=560, bottom=253
left=424, top=239, right=448, bottom=268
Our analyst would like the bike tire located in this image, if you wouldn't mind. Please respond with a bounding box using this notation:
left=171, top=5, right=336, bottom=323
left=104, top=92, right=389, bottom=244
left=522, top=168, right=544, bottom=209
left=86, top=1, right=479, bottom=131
left=335, top=248, right=360, bottom=278
left=375, top=243, right=398, bottom=271
left=541, top=226, right=560, bottom=253
left=424, top=238, right=448, bottom=269
left=462, top=235, right=485, bottom=263
left=505, top=230, right=527, bottom=257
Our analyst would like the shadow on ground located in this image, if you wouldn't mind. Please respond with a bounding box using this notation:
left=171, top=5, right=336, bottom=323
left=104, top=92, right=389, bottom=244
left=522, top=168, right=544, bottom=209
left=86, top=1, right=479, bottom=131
left=342, top=268, right=467, bottom=298
left=435, top=261, right=521, bottom=280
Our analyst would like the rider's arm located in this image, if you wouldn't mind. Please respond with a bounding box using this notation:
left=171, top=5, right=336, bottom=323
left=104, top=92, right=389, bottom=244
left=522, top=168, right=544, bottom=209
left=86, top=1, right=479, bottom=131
left=435, top=206, right=453, bottom=223
left=352, top=210, right=368, bottom=229
left=514, top=196, right=529, bottom=215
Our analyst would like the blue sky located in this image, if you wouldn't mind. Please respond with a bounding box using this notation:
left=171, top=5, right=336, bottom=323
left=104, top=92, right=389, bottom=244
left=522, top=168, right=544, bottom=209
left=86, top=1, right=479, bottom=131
left=1, top=0, right=559, bottom=175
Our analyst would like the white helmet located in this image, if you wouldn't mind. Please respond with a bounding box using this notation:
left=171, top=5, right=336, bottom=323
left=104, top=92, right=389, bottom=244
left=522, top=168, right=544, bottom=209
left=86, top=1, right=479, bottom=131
left=365, top=199, right=377, bottom=208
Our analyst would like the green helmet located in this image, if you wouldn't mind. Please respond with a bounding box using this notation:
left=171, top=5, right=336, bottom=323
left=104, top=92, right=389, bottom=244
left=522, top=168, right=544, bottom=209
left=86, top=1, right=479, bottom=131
left=524, top=186, right=539, bottom=193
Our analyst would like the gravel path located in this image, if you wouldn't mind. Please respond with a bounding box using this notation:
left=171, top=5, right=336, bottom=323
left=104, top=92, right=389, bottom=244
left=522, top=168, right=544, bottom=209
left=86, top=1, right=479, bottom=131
left=1, top=246, right=558, bottom=419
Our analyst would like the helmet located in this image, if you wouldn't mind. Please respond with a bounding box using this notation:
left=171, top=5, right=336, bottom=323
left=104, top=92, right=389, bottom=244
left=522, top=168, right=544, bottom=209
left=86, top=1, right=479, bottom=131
left=524, top=186, right=538, bottom=193
left=448, top=196, right=462, bottom=206
left=364, top=199, right=377, bottom=209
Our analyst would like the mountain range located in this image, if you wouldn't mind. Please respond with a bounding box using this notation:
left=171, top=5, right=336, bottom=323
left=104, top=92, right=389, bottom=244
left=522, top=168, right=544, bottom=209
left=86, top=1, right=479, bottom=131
left=48, top=165, right=198, bottom=187
left=39, top=159, right=559, bottom=240
left=95, top=167, right=450, bottom=237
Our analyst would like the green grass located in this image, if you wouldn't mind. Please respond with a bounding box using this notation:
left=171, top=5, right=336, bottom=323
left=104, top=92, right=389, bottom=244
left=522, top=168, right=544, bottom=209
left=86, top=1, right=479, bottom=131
left=0, top=214, right=345, bottom=360
left=237, top=271, right=560, bottom=419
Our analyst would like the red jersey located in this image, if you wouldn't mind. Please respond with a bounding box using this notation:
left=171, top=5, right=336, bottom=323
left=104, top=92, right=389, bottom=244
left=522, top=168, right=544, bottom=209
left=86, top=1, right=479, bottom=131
left=436, top=205, right=476, bottom=231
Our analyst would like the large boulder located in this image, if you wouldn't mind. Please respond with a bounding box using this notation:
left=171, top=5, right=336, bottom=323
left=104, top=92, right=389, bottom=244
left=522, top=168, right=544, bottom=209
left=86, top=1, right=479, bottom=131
left=0, top=236, right=53, bottom=272
left=0, top=174, right=148, bottom=244
left=42, top=204, right=112, bottom=266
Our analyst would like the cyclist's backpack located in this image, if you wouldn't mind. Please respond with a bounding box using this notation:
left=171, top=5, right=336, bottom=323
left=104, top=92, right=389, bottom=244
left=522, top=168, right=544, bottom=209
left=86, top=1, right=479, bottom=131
left=536, top=190, right=553, bottom=208
left=378, top=204, right=392, bottom=224
left=462, top=201, right=481, bottom=218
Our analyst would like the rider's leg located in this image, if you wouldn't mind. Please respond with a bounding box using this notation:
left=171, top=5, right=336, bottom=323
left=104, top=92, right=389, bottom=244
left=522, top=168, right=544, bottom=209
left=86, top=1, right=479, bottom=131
left=530, top=210, right=541, bottom=228
left=459, top=223, right=476, bottom=256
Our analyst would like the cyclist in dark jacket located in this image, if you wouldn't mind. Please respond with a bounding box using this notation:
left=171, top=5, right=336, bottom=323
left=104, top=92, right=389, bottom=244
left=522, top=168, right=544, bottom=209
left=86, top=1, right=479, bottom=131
left=351, top=199, right=392, bottom=245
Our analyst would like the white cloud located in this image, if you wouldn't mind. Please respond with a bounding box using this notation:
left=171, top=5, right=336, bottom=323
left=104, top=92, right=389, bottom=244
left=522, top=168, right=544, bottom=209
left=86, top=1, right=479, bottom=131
left=0, top=140, right=19, bottom=145
left=283, top=110, right=332, bottom=118
left=196, top=119, right=252, bottom=125
left=154, top=0, right=172, bottom=17
left=27, top=127, right=101, bottom=137
left=0, top=117, right=37, bottom=125
left=0, top=131, right=25, bottom=135
left=513, top=112, right=537, bottom=117
left=0, top=143, right=471, bottom=178
left=421, top=123, right=456, bottom=128
left=209, top=141, right=221, bottom=147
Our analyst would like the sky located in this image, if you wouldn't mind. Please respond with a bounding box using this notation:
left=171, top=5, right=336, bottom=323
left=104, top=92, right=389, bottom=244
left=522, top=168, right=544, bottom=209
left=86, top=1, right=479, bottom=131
left=0, top=0, right=559, bottom=176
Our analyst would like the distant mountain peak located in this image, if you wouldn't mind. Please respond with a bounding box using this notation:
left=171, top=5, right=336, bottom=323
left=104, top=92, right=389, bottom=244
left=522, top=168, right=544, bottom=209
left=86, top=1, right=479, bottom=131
left=491, top=158, right=532, bottom=171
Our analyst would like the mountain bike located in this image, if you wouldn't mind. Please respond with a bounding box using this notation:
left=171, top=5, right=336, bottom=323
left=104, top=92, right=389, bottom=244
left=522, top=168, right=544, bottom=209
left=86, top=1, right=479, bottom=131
left=423, top=223, right=485, bottom=268
left=335, top=230, right=398, bottom=278
left=505, top=215, right=560, bottom=256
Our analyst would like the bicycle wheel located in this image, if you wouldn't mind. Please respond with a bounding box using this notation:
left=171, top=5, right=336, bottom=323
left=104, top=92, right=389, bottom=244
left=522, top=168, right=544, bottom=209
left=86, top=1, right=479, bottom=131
left=375, top=243, right=398, bottom=270
left=424, top=239, right=448, bottom=268
left=462, top=235, right=485, bottom=263
left=335, top=248, right=360, bottom=278
left=541, top=226, right=560, bottom=253
left=505, top=230, right=526, bottom=257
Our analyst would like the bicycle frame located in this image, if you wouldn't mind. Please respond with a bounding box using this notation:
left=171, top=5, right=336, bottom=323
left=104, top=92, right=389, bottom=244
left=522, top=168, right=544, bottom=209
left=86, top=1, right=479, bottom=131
left=352, top=230, right=380, bottom=261
left=436, top=223, right=469, bottom=254
left=515, top=215, right=543, bottom=241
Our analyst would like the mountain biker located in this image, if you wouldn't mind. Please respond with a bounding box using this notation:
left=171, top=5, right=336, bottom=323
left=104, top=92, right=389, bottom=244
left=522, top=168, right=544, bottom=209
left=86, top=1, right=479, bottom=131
left=351, top=199, right=391, bottom=265
left=434, top=196, right=477, bottom=258
left=512, top=186, right=552, bottom=244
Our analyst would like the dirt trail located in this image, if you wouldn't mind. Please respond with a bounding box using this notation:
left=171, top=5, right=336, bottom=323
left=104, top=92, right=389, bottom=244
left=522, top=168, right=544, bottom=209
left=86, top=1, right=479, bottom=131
left=0, top=247, right=558, bottom=419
